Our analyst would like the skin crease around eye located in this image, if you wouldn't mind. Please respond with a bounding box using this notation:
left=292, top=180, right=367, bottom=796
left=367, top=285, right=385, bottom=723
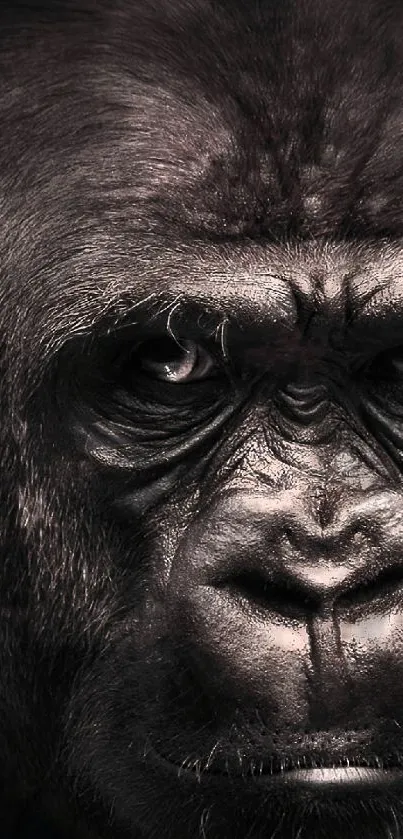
left=138, top=338, right=216, bottom=383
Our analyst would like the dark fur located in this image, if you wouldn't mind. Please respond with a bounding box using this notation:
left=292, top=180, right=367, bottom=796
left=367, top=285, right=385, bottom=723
left=2, top=2, right=403, bottom=838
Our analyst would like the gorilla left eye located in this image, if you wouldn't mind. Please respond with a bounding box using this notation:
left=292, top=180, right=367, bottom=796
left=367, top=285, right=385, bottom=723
left=136, top=337, right=216, bottom=383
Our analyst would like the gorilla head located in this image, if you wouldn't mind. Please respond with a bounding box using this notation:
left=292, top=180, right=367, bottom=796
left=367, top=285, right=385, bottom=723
left=3, top=1, right=403, bottom=838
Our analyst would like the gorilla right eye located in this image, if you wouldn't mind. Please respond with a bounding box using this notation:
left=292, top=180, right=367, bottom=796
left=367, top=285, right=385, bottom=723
left=135, top=336, right=217, bottom=383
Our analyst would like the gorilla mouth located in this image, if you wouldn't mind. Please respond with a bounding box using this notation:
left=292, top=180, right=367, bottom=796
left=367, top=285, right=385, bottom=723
left=155, top=747, right=403, bottom=782
left=185, top=755, right=403, bottom=778
left=163, top=754, right=403, bottom=797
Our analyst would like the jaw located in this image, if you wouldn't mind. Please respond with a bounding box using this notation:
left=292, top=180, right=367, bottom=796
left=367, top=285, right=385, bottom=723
left=131, top=749, right=403, bottom=839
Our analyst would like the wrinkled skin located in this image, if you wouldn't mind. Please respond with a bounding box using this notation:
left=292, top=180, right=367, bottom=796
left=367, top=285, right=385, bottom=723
left=4, top=1, right=403, bottom=838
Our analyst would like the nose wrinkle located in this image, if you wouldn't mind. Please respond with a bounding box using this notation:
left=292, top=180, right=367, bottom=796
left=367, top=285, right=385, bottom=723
left=280, top=381, right=329, bottom=424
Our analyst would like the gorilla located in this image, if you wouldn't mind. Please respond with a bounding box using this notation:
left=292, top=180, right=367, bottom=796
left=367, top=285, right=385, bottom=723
left=4, top=0, right=403, bottom=837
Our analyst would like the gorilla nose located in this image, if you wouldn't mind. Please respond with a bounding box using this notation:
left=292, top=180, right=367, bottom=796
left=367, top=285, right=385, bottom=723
left=174, top=490, right=403, bottom=619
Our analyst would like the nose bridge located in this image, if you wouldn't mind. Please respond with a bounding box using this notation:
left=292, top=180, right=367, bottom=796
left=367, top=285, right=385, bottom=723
left=291, top=484, right=393, bottom=546
left=285, top=488, right=364, bottom=547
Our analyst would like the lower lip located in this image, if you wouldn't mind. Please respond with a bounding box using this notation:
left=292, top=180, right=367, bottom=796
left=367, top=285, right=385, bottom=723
left=155, top=749, right=403, bottom=795
left=282, top=767, right=402, bottom=784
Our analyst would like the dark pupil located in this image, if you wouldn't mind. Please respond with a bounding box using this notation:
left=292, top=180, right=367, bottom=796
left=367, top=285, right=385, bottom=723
left=138, top=337, right=186, bottom=365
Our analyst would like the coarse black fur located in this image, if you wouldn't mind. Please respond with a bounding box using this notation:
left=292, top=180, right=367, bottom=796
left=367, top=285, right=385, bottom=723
left=3, top=2, right=403, bottom=838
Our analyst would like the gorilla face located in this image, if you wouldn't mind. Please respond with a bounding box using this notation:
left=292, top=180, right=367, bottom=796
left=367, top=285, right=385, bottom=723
left=4, top=1, right=403, bottom=838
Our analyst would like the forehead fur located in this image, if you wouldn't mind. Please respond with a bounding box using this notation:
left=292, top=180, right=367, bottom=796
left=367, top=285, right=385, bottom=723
left=89, top=0, right=403, bottom=239
left=3, top=0, right=403, bottom=242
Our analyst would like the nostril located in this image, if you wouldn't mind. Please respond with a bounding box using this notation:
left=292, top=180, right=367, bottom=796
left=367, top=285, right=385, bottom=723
left=216, top=571, right=320, bottom=619
left=216, top=565, right=403, bottom=619
left=339, top=564, right=403, bottom=610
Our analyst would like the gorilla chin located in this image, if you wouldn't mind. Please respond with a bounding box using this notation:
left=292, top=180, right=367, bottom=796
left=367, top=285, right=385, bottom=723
left=3, top=1, right=403, bottom=839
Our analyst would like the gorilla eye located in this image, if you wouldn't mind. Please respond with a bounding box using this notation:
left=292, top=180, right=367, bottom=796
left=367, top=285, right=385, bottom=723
left=136, top=337, right=216, bottom=383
